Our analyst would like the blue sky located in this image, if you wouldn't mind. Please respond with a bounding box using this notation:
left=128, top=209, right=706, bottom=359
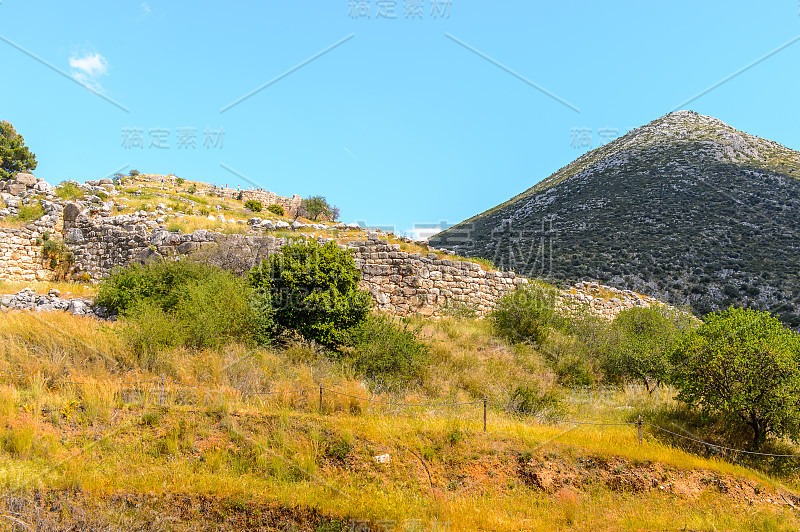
left=2, top=1, right=799, bottom=236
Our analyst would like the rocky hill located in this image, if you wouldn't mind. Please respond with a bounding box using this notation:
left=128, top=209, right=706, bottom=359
left=430, top=111, right=800, bottom=326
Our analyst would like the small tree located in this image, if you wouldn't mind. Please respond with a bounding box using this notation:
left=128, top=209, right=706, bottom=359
left=302, top=195, right=332, bottom=221
left=489, top=283, right=557, bottom=346
left=330, top=205, right=341, bottom=222
left=129, top=169, right=140, bottom=176
left=0, top=121, right=37, bottom=181
left=602, top=306, right=695, bottom=392
left=248, top=240, right=371, bottom=348
left=670, top=307, right=800, bottom=450
left=267, top=204, right=285, bottom=216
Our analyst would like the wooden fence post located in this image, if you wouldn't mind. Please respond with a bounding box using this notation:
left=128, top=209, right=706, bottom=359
left=319, top=384, right=324, bottom=414
left=483, top=396, right=487, bottom=433
left=638, top=415, right=642, bottom=447
left=160, top=374, right=164, bottom=406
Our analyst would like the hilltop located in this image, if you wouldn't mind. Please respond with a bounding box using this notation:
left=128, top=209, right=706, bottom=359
left=430, top=111, right=800, bottom=325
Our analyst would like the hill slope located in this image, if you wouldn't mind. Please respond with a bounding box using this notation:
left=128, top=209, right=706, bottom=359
left=430, top=111, right=800, bottom=325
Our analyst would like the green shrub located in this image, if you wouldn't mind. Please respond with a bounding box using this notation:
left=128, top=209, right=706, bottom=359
left=96, top=260, right=215, bottom=315
left=507, top=383, right=563, bottom=418
left=267, top=203, right=285, bottom=216
left=108, top=261, right=273, bottom=357
left=129, top=169, right=140, bottom=176
left=56, top=181, right=84, bottom=200
left=490, top=283, right=557, bottom=345
left=187, top=184, right=197, bottom=194
left=15, top=203, right=43, bottom=222
left=601, top=306, right=695, bottom=392
left=41, top=234, right=74, bottom=271
left=244, top=199, right=263, bottom=212
left=670, top=307, right=800, bottom=450
left=342, top=314, right=429, bottom=391
left=248, top=240, right=371, bottom=348
left=175, top=177, right=185, bottom=185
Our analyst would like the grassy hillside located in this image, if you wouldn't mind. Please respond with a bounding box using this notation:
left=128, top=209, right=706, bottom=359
left=1, top=310, right=798, bottom=531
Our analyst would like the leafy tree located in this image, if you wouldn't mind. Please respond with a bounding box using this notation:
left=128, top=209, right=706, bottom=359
left=489, top=283, right=557, bottom=346
left=670, top=307, right=800, bottom=449
left=248, top=240, right=371, bottom=348
left=0, top=121, right=37, bottom=181
left=129, top=169, right=140, bottom=176
left=602, top=306, right=695, bottom=392
left=267, top=204, right=285, bottom=216
left=301, top=195, right=332, bottom=221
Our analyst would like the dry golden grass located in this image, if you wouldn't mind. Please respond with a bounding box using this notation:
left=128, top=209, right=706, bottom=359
left=0, top=307, right=798, bottom=530
left=0, top=280, right=98, bottom=298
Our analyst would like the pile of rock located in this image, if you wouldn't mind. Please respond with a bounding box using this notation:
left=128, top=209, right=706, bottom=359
left=0, top=172, right=56, bottom=219
left=0, top=287, right=101, bottom=317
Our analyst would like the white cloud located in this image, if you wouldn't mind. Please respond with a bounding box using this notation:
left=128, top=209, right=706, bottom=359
left=69, top=52, right=108, bottom=77
left=69, top=52, right=108, bottom=93
left=141, top=3, right=151, bottom=16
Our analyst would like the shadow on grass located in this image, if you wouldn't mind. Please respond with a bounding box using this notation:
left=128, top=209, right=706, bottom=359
left=629, top=404, right=800, bottom=480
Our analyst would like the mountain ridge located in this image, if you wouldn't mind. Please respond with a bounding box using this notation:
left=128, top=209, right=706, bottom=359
left=430, top=111, right=800, bottom=325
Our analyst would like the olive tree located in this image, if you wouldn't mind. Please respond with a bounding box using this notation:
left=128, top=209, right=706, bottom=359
left=602, top=306, right=695, bottom=392
left=670, top=307, right=800, bottom=450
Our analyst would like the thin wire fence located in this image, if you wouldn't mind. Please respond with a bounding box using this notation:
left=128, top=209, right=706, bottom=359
left=1, top=368, right=798, bottom=461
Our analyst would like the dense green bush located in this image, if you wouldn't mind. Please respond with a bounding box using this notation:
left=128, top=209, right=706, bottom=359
left=96, top=261, right=272, bottom=355
left=248, top=240, right=371, bottom=348
left=601, top=306, right=695, bottom=392
left=342, top=314, right=429, bottom=391
left=489, top=283, right=557, bottom=345
left=250, top=242, right=368, bottom=344
left=267, top=204, right=285, bottom=216
left=96, top=260, right=215, bottom=314
left=244, top=199, right=263, bottom=212
left=670, top=307, right=800, bottom=449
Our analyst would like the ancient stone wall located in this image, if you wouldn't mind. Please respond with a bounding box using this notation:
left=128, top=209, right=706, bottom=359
left=211, top=187, right=303, bottom=218
left=53, top=209, right=526, bottom=316
left=0, top=173, right=62, bottom=283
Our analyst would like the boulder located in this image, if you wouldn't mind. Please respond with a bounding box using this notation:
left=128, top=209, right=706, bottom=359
left=275, top=220, right=290, bottom=229
left=14, top=173, right=37, bottom=187
left=346, top=222, right=360, bottom=230
left=7, top=183, right=26, bottom=196
left=63, top=203, right=82, bottom=222
left=68, top=300, right=88, bottom=316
